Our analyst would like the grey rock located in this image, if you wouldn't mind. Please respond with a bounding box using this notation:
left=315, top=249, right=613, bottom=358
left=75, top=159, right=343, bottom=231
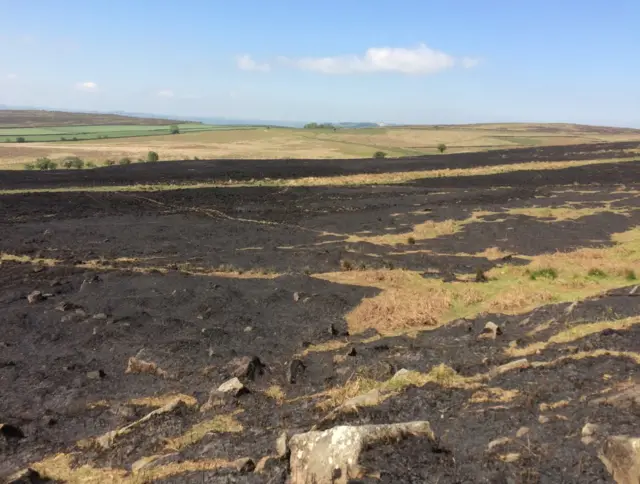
left=599, top=435, right=640, bottom=484
left=225, top=356, right=265, bottom=381
left=217, top=377, right=248, bottom=397
left=276, top=431, right=289, bottom=459
left=27, top=291, right=44, bottom=304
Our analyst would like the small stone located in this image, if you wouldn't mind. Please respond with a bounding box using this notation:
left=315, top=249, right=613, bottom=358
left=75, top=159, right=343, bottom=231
left=490, top=358, right=530, bottom=378
left=501, top=453, right=521, bottom=463
left=478, top=321, right=502, bottom=341
left=582, top=423, right=600, bottom=437
left=287, top=359, right=306, bottom=384
left=516, top=427, right=530, bottom=438
left=488, top=437, right=511, bottom=451
left=217, top=377, right=248, bottom=397
left=293, top=292, right=301, bottom=302
left=565, top=301, right=579, bottom=315
left=32, top=266, right=44, bottom=273
left=27, top=291, right=44, bottom=304
left=225, top=356, right=265, bottom=381
left=93, top=313, right=108, bottom=320
left=87, top=370, right=106, bottom=380
left=244, top=326, right=253, bottom=333
left=75, top=308, right=87, bottom=317
left=538, top=415, right=550, bottom=424
left=276, top=431, right=289, bottom=459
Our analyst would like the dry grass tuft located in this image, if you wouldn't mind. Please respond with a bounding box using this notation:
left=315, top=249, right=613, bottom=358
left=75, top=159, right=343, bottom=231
left=129, top=393, right=197, bottom=408
left=347, top=287, right=452, bottom=334
left=125, top=357, right=169, bottom=379
left=507, top=316, right=640, bottom=357
left=264, top=385, right=286, bottom=404
left=469, top=387, right=520, bottom=404
left=163, top=411, right=243, bottom=451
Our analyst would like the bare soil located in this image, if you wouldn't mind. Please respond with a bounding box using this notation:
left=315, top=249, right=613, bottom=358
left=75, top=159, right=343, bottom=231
left=1, top=142, right=639, bottom=483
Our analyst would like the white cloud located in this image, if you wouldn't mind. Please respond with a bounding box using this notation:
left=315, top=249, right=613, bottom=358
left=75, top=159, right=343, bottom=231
left=157, top=89, right=174, bottom=98
left=273, top=44, right=479, bottom=75
left=75, top=81, right=98, bottom=92
left=236, top=54, right=270, bottom=72
left=6, top=73, right=18, bottom=80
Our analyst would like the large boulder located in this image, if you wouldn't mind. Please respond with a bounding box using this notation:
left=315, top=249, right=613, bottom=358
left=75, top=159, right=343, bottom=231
left=289, top=421, right=435, bottom=484
left=599, top=436, right=640, bottom=484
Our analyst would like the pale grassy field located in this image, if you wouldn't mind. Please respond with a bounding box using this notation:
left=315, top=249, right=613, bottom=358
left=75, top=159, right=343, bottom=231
left=1, top=124, right=640, bottom=169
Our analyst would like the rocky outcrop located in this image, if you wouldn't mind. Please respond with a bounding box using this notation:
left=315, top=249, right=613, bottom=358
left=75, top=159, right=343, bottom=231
left=599, top=436, right=640, bottom=484
left=289, top=421, right=435, bottom=484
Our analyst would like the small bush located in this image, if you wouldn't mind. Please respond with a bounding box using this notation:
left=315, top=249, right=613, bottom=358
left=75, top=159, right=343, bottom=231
left=407, top=236, right=416, bottom=245
left=104, top=159, right=116, bottom=166
left=60, top=137, right=67, bottom=141
left=147, top=151, right=159, bottom=162
left=136, top=158, right=145, bottom=163
left=194, top=156, right=200, bottom=161
left=72, top=137, right=78, bottom=141
left=24, top=163, right=35, bottom=170
left=16, top=137, right=26, bottom=143
left=373, top=151, right=387, bottom=159
left=340, top=260, right=354, bottom=271
left=624, top=269, right=637, bottom=281
left=62, top=156, right=84, bottom=169
left=170, top=125, right=180, bottom=135
left=86, top=161, right=96, bottom=168
left=34, top=157, right=57, bottom=170
left=528, top=268, right=558, bottom=280
left=437, top=143, right=447, bottom=153
left=118, top=157, right=132, bottom=165
left=588, top=268, right=607, bottom=279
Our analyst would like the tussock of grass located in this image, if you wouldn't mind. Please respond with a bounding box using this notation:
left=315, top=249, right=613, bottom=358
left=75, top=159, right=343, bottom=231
left=264, top=385, right=285, bottom=403
left=507, top=316, right=640, bottom=357
left=129, top=394, right=197, bottom=408
left=469, top=387, right=520, bottom=404
left=508, top=206, right=622, bottom=221
left=299, top=340, right=349, bottom=356
left=527, top=268, right=558, bottom=280
left=163, top=411, right=243, bottom=451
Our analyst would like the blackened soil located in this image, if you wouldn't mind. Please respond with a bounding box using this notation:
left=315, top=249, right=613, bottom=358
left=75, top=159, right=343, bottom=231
left=1, top=151, right=639, bottom=483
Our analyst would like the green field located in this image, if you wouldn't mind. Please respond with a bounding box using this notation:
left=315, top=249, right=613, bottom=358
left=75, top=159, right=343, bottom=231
left=0, top=123, right=257, bottom=142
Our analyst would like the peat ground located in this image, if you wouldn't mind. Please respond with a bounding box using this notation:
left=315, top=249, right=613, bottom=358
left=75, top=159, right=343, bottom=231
left=1, top=144, right=639, bottom=483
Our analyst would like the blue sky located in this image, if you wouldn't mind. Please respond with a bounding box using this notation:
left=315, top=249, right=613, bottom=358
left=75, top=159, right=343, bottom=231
left=1, top=0, right=639, bottom=126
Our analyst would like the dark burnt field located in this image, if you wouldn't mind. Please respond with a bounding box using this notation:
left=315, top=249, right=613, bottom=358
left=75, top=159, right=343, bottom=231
left=1, top=142, right=639, bottom=483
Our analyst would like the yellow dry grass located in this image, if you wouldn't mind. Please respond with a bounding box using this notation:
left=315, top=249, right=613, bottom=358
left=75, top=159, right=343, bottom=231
left=316, top=227, right=640, bottom=335
left=507, top=205, right=628, bottom=221
left=128, top=394, right=198, bottom=408
left=163, top=411, right=244, bottom=451
left=469, top=387, right=520, bottom=404
left=507, top=316, right=640, bottom=357
left=264, top=385, right=286, bottom=403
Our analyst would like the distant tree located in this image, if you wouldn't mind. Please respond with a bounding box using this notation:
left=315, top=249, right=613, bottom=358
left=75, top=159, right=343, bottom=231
left=147, top=151, right=159, bottom=162
left=86, top=161, right=96, bottom=168
left=104, top=159, right=116, bottom=166
left=304, top=122, right=335, bottom=129
left=24, top=163, right=35, bottom=170
left=437, top=143, right=447, bottom=153
left=170, top=125, right=180, bottom=135
left=34, top=157, right=57, bottom=170
left=72, top=137, right=78, bottom=141
left=62, top=156, right=85, bottom=169
left=118, top=157, right=132, bottom=165
left=60, top=137, right=67, bottom=141
left=373, top=151, right=387, bottom=159
left=16, top=137, right=26, bottom=143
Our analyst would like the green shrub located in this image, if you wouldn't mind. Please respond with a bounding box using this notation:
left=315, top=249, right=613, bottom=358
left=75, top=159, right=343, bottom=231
left=16, top=137, right=26, bottom=143
left=34, top=157, right=57, bottom=170
left=170, top=125, right=180, bottom=135
left=624, top=269, right=637, bottom=281
left=72, top=137, right=78, bottom=141
left=588, top=268, right=607, bottom=279
left=60, top=137, right=67, bottom=141
left=373, top=151, right=387, bottom=159
left=437, top=143, right=447, bottom=153
left=528, top=268, right=558, bottom=280
left=62, top=156, right=85, bottom=169
left=104, top=159, right=116, bottom=166
left=147, top=151, right=159, bottom=162
left=118, top=157, right=132, bottom=165
left=407, top=236, right=416, bottom=245
left=86, top=161, right=96, bottom=168
left=24, top=163, right=35, bottom=170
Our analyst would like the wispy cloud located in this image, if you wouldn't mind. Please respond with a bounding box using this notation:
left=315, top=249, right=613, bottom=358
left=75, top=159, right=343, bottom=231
left=75, top=81, right=98, bottom=92
left=239, top=44, right=480, bottom=76
left=6, top=73, right=18, bottom=80
left=236, top=54, right=270, bottom=72
left=157, top=89, right=174, bottom=98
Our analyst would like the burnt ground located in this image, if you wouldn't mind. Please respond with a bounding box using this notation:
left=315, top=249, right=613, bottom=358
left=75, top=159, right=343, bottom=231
left=1, top=145, right=640, bottom=483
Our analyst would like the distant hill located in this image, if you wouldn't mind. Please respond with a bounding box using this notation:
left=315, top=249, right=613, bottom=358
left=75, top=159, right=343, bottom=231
left=0, top=109, right=188, bottom=128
